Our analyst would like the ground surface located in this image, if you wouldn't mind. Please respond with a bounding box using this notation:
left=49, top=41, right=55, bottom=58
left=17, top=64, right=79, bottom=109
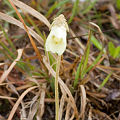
left=0, top=0, right=120, bottom=120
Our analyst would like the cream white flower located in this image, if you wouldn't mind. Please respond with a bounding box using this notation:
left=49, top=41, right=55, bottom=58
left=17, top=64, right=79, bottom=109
left=45, top=14, right=69, bottom=55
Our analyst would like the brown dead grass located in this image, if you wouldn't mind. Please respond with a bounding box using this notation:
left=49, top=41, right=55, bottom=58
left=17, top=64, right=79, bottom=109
left=0, top=0, right=120, bottom=120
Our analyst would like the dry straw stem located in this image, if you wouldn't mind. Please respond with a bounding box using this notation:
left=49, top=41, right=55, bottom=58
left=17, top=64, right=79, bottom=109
left=55, top=56, right=61, bottom=120
left=59, top=94, right=66, bottom=120
left=89, top=22, right=105, bottom=45
left=8, top=0, right=46, bottom=70
left=0, top=12, right=44, bottom=46
left=11, top=0, right=50, bottom=28
left=0, top=63, right=5, bottom=66
left=65, top=102, right=72, bottom=120
left=26, top=95, right=39, bottom=120
left=36, top=83, right=46, bottom=119
left=97, top=66, right=120, bottom=81
left=88, top=107, right=92, bottom=120
left=70, top=29, right=85, bottom=51
left=98, top=65, right=120, bottom=71
left=79, top=85, right=86, bottom=119
left=0, top=95, right=16, bottom=100
left=16, top=84, right=33, bottom=91
left=89, top=53, right=106, bottom=73
left=92, top=109, right=113, bottom=120
left=26, top=78, right=46, bottom=120
left=65, top=102, right=75, bottom=120
left=43, top=56, right=78, bottom=119
left=0, top=49, right=23, bottom=84
left=7, top=86, right=38, bottom=120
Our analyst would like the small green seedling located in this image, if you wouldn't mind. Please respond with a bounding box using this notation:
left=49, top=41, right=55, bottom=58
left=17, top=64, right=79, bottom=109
left=108, top=42, right=120, bottom=59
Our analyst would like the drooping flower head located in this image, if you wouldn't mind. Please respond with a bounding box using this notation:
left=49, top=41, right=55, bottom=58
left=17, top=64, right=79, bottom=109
left=45, top=14, right=69, bottom=55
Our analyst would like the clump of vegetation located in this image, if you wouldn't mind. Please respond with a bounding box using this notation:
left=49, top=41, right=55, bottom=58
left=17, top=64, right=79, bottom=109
left=0, top=0, right=120, bottom=120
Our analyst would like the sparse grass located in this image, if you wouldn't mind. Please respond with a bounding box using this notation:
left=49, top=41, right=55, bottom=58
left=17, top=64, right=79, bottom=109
left=0, top=0, right=120, bottom=120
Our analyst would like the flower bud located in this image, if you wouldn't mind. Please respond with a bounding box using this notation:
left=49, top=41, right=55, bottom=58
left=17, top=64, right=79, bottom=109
left=45, top=14, right=69, bottom=55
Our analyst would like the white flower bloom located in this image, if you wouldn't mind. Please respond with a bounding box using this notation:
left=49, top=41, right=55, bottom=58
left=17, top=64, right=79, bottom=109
left=45, top=14, right=69, bottom=55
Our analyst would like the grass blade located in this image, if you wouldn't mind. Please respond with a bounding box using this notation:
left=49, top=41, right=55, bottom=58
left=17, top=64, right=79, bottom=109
left=91, top=35, right=102, bottom=51
left=46, top=0, right=69, bottom=18
left=82, top=0, right=98, bottom=15
left=74, top=57, right=84, bottom=88
left=81, top=30, right=91, bottom=79
left=85, top=51, right=103, bottom=73
left=98, top=72, right=112, bottom=90
left=0, top=40, right=15, bottom=59
left=46, top=2, right=57, bottom=17
left=25, top=14, right=43, bottom=38
left=0, top=25, right=16, bottom=52
left=68, top=0, right=79, bottom=24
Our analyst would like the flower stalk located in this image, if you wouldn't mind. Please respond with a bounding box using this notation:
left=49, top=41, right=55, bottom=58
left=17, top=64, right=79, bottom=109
left=55, top=55, right=61, bottom=120
left=45, top=14, right=69, bottom=120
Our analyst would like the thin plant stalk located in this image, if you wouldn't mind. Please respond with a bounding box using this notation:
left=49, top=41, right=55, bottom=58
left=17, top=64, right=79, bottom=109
left=55, top=55, right=61, bottom=120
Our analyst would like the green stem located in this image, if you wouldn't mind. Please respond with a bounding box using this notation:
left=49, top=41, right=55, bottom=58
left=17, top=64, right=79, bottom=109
left=55, top=55, right=61, bottom=120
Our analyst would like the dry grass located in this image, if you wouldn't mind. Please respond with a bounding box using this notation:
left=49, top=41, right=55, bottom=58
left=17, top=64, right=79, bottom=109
left=0, top=0, right=120, bottom=120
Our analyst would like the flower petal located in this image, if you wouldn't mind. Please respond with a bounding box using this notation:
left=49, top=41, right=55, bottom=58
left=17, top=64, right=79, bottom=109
left=45, top=14, right=68, bottom=55
left=45, top=26, right=67, bottom=55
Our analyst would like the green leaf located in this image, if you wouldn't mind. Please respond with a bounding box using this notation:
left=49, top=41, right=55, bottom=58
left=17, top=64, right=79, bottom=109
left=48, top=52, right=56, bottom=71
left=116, top=0, right=120, bottom=10
left=82, top=0, right=98, bottom=15
left=26, top=14, right=43, bottom=38
left=98, top=72, right=112, bottom=90
left=81, top=30, right=91, bottom=79
left=113, top=46, right=120, bottom=58
left=68, top=0, right=79, bottom=24
left=85, top=50, right=103, bottom=73
left=0, top=40, right=16, bottom=59
left=108, top=42, right=115, bottom=57
left=46, top=2, right=57, bottom=17
left=56, top=0, right=69, bottom=8
left=74, top=57, right=84, bottom=88
left=108, top=42, right=120, bottom=58
left=32, top=72, right=43, bottom=77
left=46, top=0, right=69, bottom=17
left=0, top=25, right=16, bottom=52
left=91, top=35, right=102, bottom=51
